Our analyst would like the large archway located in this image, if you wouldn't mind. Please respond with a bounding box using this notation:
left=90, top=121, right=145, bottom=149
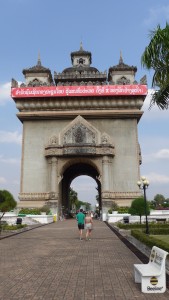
left=61, top=161, right=101, bottom=216
left=12, top=46, right=147, bottom=214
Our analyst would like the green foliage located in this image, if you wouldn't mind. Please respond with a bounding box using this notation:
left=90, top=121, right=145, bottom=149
left=154, top=194, right=165, bottom=207
left=83, top=202, right=91, bottom=211
left=117, top=222, right=169, bottom=229
left=108, top=201, right=119, bottom=213
left=131, top=229, right=169, bottom=252
left=0, top=190, right=17, bottom=218
left=69, top=187, right=80, bottom=210
left=141, top=23, right=169, bottom=109
left=68, top=188, right=91, bottom=211
left=40, top=205, right=51, bottom=215
left=147, top=228, right=169, bottom=235
left=19, top=208, right=41, bottom=215
left=129, top=197, right=150, bottom=224
left=117, top=206, right=129, bottom=213
left=2, top=224, right=27, bottom=230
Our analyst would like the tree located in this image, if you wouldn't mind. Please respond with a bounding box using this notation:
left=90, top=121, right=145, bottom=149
left=141, top=23, right=169, bottom=109
left=154, top=194, right=165, bottom=208
left=69, top=188, right=92, bottom=212
left=69, top=187, right=79, bottom=210
left=129, top=197, right=150, bottom=224
left=108, top=201, right=119, bottom=214
left=83, top=202, right=91, bottom=211
left=0, top=190, right=17, bottom=220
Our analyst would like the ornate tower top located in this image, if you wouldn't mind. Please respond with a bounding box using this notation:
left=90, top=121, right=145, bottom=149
left=11, top=46, right=147, bottom=89
left=54, top=44, right=107, bottom=86
left=108, top=52, right=137, bottom=85
left=70, top=42, right=92, bottom=66
left=22, top=55, right=53, bottom=87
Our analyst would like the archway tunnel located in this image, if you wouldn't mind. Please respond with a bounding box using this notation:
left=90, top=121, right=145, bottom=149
left=61, top=162, right=101, bottom=216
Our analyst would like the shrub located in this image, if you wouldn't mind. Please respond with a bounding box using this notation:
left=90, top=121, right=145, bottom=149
left=2, top=224, right=27, bottom=230
left=131, top=229, right=169, bottom=252
left=108, top=201, right=119, bottom=214
left=19, top=208, right=41, bottom=215
left=117, top=206, right=129, bottom=213
left=117, top=222, right=169, bottom=229
left=40, top=205, right=51, bottom=215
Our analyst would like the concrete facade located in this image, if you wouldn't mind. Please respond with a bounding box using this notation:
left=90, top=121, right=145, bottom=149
left=11, top=45, right=147, bottom=216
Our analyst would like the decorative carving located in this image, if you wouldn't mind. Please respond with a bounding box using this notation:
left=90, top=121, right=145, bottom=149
left=63, top=147, right=96, bottom=155
left=50, top=135, right=58, bottom=145
left=62, top=116, right=98, bottom=145
left=44, top=116, right=115, bottom=158
left=73, top=126, right=85, bottom=143
left=101, top=133, right=113, bottom=144
left=18, top=193, right=50, bottom=201
left=49, top=192, right=58, bottom=199
left=11, top=78, right=18, bottom=88
left=64, top=123, right=96, bottom=145
left=117, top=76, right=130, bottom=85
left=140, top=75, right=147, bottom=85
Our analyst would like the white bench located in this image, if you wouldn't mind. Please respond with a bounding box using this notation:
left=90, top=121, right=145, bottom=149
left=134, top=246, right=168, bottom=293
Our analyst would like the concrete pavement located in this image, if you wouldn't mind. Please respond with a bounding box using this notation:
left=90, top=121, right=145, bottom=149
left=0, top=219, right=169, bottom=300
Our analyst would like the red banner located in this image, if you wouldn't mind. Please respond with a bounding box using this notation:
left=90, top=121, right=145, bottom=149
left=11, top=84, right=147, bottom=98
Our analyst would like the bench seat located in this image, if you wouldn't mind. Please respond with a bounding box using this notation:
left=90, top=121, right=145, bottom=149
left=134, top=246, right=168, bottom=293
left=134, top=264, right=161, bottom=277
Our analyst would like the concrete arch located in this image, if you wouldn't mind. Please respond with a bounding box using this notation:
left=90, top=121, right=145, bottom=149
left=60, top=157, right=101, bottom=178
left=61, top=159, right=101, bottom=216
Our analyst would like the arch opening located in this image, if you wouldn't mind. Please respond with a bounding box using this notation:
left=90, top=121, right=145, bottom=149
left=61, top=162, right=101, bottom=217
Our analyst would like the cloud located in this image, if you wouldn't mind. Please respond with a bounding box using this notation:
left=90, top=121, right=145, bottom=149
left=0, top=82, right=11, bottom=105
left=145, top=172, right=169, bottom=184
left=0, top=177, right=7, bottom=184
left=0, top=130, right=22, bottom=145
left=141, top=89, right=169, bottom=120
left=144, top=5, right=169, bottom=26
left=154, top=149, right=169, bottom=159
left=143, top=148, right=169, bottom=163
left=0, top=155, right=20, bottom=165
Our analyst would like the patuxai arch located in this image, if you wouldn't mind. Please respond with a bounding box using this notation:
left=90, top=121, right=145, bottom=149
left=11, top=44, right=147, bottom=218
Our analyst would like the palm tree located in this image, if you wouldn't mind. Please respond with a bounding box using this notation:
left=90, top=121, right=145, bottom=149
left=141, top=23, right=169, bottom=109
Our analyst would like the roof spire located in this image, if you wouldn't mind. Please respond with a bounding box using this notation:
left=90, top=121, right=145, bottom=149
left=37, top=52, right=42, bottom=66
left=80, top=41, right=83, bottom=51
left=119, top=51, right=124, bottom=64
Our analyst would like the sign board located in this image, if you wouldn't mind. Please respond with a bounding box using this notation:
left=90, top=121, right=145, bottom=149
left=11, top=84, right=147, bottom=98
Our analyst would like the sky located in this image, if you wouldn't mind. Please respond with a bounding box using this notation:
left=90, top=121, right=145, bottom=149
left=0, top=0, right=169, bottom=206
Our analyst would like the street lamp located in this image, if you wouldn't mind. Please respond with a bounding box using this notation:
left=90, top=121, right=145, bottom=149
left=137, top=176, right=150, bottom=235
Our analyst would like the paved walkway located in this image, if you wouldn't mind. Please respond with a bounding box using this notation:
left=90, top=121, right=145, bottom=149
left=0, top=220, right=169, bottom=300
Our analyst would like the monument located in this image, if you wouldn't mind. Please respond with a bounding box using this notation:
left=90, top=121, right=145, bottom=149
left=11, top=44, right=147, bottom=216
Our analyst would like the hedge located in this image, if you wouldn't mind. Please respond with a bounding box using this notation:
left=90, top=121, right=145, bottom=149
left=117, top=223, right=169, bottom=229
left=131, top=229, right=169, bottom=252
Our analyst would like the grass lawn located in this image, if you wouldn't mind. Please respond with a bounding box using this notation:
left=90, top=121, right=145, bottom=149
left=152, top=235, right=169, bottom=245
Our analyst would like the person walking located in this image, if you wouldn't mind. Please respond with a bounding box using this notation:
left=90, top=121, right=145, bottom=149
left=85, top=211, right=93, bottom=241
left=76, top=209, right=85, bottom=240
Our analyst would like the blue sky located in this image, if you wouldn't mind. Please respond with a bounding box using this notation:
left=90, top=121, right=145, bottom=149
left=0, top=0, right=169, bottom=205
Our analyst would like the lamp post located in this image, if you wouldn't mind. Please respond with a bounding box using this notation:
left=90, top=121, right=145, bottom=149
left=137, top=176, right=149, bottom=235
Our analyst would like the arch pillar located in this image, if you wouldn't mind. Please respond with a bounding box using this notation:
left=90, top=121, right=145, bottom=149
left=47, top=157, right=59, bottom=214
left=102, top=155, right=110, bottom=191
left=102, top=155, right=112, bottom=217
left=50, top=157, right=58, bottom=193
